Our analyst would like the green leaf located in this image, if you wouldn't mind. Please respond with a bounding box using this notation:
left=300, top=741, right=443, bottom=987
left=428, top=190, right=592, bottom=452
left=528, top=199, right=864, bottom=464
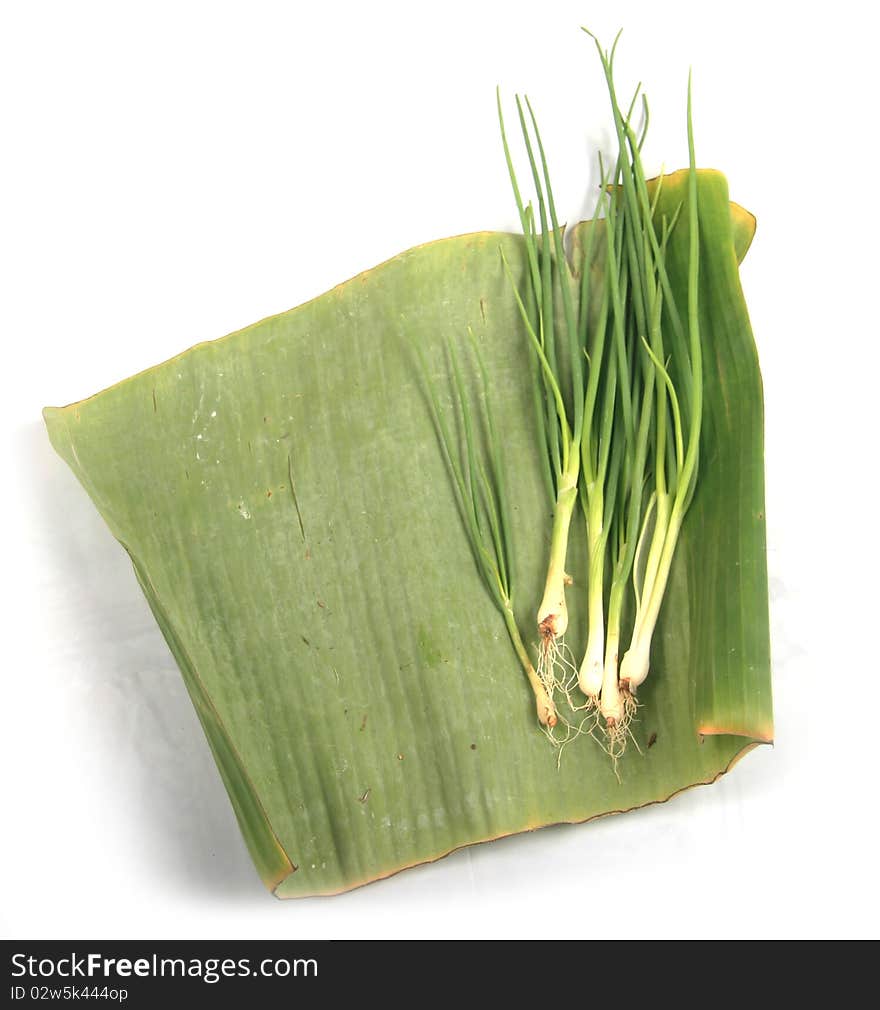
left=655, top=170, right=772, bottom=740
left=44, top=172, right=771, bottom=897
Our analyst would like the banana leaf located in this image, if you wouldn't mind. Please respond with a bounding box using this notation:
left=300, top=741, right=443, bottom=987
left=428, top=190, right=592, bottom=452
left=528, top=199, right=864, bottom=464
left=43, top=169, right=771, bottom=897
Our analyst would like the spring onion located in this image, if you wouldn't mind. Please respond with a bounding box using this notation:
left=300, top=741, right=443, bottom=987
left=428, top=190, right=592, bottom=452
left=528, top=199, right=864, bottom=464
left=420, top=334, right=558, bottom=729
left=496, top=30, right=704, bottom=759
left=497, top=91, right=594, bottom=706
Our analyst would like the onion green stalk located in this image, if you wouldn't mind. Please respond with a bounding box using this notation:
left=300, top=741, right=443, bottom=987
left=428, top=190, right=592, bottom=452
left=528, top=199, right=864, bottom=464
left=576, top=180, right=625, bottom=709
left=573, top=30, right=703, bottom=761
left=618, top=73, right=702, bottom=698
left=576, top=87, right=648, bottom=708
left=419, top=334, right=557, bottom=729
left=575, top=210, right=614, bottom=705
left=566, top=31, right=652, bottom=747
left=497, top=91, right=595, bottom=698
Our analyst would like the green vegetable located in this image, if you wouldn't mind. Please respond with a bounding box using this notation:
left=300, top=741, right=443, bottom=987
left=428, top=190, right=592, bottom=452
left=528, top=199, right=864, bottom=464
left=419, top=334, right=557, bottom=729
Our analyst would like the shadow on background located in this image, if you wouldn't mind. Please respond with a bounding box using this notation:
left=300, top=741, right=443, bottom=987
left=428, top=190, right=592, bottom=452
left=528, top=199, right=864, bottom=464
left=22, top=418, right=260, bottom=901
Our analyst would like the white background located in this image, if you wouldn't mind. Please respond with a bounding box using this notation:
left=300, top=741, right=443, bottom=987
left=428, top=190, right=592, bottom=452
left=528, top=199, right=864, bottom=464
left=3, top=1, right=878, bottom=939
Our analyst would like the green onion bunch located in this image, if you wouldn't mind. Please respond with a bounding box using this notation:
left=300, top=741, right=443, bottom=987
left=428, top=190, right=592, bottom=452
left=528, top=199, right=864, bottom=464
left=497, top=29, right=703, bottom=758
